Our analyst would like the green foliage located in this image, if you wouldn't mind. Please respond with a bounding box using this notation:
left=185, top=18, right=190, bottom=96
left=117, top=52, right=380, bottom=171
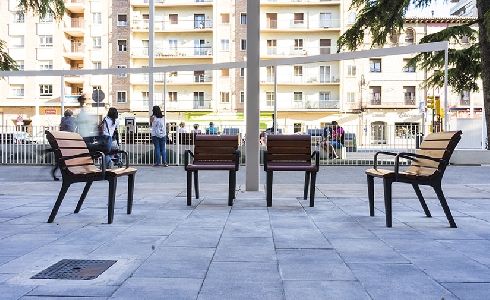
left=338, top=0, right=487, bottom=94
left=18, top=0, right=65, bottom=20
left=1, top=0, right=65, bottom=71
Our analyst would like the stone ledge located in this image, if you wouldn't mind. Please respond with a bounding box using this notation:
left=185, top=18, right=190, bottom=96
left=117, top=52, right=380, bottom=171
left=450, top=149, right=490, bottom=165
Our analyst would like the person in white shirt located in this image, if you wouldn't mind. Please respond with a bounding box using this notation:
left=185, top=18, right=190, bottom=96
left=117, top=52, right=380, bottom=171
left=150, top=105, right=168, bottom=167
left=178, top=122, right=186, bottom=133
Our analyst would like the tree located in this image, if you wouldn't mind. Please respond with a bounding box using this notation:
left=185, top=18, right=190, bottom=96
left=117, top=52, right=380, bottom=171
left=338, top=0, right=490, bottom=149
left=0, top=0, right=65, bottom=71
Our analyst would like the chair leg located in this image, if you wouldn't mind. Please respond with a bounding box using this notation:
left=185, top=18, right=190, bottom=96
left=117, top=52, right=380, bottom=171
left=108, top=177, right=117, bottom=224
left=367, top=175, right=375, bottom=216
left=383, top=178, right=393, bottom=227
left=187, top=171, right=192, bottom=206
left=194, top=170, right=199, bottom=199
left=266, top=171, right=273, bottom=207
left=127, top=174, right=135, bottom=214
left=304, top=171, right=310, bottom=200
left=75, top=181, right=93, bottom=213
left=432, top=182, right=457, bottom=228
left=228, top=170, right=235, bottom=206
left=48, top=181, right=71, bottom=223
left=411, top=183, right=431, bottom=217
left=309, top=171, right=317, bottom=207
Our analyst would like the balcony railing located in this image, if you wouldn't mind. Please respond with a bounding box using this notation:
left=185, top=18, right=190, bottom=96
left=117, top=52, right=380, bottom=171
left=263, top=19, right=340, bottom=30
left=131, top=19, right=213, bottom=31
left=131, top=73, right=213, bottom=84
left=262, top=46, right=332, bottom=57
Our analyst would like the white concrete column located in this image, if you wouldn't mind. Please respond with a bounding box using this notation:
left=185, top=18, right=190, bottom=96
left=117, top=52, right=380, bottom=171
left=245, top=0, right=260, bottom=191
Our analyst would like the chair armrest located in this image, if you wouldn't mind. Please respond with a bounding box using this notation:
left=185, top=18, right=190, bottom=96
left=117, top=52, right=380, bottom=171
left=311, top=150, right=319, bottom=169
left=373, top=151, right=397, bottom=169
left=235, top=150, right=240, bottom=171
left=184, top=149, right=194, bottom=167
left=397, top=152, right=448, bottom=166
left=263, top=150, right=268, bottom=171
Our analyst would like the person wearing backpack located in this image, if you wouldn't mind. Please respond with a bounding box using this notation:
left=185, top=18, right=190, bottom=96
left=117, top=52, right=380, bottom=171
left=100, top=107, right=120, bottom=169
left=150, top=105, right=168, bottom=167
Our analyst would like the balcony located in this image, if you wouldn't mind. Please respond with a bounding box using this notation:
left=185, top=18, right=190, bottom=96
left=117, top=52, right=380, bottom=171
left=63, top=18, right=85, bottom=37
left=130, top=98, right=212, bottom=112
left=262, top=99, right=340, bottom=110
left=131, top=73, right=213, bottom=85
left=63, top=42, right=85, bottom=60
left=64, top=0, right=85, bottom=13
left=64, top=68, right=84, bottom=84
left=262, top=46, right=333, bottom=57
left=262, top=0, right=340, bottom=4
left=131, top=0, right=213, bottom=6
left=131, top=19, right=213, bottom=32
left=262, top=19, right=341, bottom=31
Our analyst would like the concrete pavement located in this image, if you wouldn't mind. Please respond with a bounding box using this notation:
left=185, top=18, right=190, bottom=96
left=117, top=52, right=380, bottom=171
left=0, top=165, right=490, bottom=299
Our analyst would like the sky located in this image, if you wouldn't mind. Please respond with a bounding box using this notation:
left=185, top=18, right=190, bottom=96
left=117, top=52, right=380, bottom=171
left=405, top=1, right=452, bottom=17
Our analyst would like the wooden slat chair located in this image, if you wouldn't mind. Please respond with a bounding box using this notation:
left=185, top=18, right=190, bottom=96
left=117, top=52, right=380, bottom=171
left=45, top=130, right=137, bottom=224
left=264, top=134, right=320, bottom=207
left=184, top=135, right=240, bottom=206
left=365, top=130, right=462, bottom=228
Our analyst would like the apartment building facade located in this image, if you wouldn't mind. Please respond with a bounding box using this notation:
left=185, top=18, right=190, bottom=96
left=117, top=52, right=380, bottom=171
left=0, top=0, right=481, bottom=145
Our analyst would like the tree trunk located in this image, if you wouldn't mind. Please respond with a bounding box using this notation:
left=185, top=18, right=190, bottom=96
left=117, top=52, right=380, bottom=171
left=478, top=0, right=490, bottom=149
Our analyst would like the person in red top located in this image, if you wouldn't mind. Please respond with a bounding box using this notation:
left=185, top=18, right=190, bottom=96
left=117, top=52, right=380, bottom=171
left=330, top=121, right=345, bottom=148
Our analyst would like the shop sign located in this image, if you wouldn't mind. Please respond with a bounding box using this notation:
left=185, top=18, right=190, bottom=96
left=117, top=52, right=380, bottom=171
left=45, top=108, right=57, bottom=114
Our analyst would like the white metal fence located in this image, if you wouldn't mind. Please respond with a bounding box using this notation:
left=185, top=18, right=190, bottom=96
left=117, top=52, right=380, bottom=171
left=0, top=124, right=419, bottom=166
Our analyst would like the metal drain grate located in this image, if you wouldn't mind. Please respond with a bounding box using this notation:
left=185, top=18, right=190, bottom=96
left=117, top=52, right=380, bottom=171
left=31, top=259, right=117, bottom=280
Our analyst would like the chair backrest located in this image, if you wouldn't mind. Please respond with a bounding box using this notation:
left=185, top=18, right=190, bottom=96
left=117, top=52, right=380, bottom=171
left=45, top=130, right=99, bottom=174
left=406, top=130, right=462, bottom=175
left=193, top=134, right=239, bottom=163
left=266, top=134, right=312, bottom=163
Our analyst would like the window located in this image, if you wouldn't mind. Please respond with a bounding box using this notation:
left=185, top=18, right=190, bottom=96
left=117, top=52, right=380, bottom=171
left=93, top=13, right=102, bottom=24
left=461, top=35, right=469, bottom=44
left=221, top=13, right=229, bottom=24
left=93, top=61, right=102, bottom=69
left=319, top=39, right=331, bottom=54
left=294, top=39, right=303, bottom=50
left=403, top=59, right=415, bottom=72
left=389, top=30, right=398, bottom=44
left=460, top=91, right=470, bottom=105
left=93, top=37, right=102, bottom=48
left=220, top=39, right=230, bottom=51
left=169, top=14, right=178, bottom=24
left=294, top=66, right=303, bottom=77
left=117, top=91, right=127, bottom=103
left=370, top=86, right=381, bottom=104
left=240, top=91, right=245, bottom=103
left=11, top=36, right=24, bottom=48
left=369, top=59, right=381, bottom=72
left=118, top=40, right=127, bottom=52
left=13, top=12, right=24, bottom=23
left=319, top=13, right=331, bottom=28
left=16, top=61, right=24, bottom=70
left=266, top=66, right=275, bottom=82
left=221, top=69, right=229, bottom=77
left=194, top=92, right=205, bottom=108
left=39, top=84, right=53, bottom=96
left=267, top=39, right=277, bottom=55
left=39, top=35, right=53, bottom=47
left=10, top=85, right=24, bottom=97
left=347, top=92, right=356, bottom=103
left=240, top=68, right=245, bottom=77
left=347, top=65, right=357, bottom=76
left=240, top=39, right=247, bottom=51
left=194, top=14, right=205, bottom=29
left=117, top=65, right=127, bottom=77
left=405, top=28, right=414, bottom=44
left=240, top=13, right=247, bottom=24
left=347, top=12, right=356, bottom=24
left=39, top=13, right=53, bottom=23
left=293, top=123, right=302, bottom=133
left=403, top=86, right=415, bottom=104
left=117, top=15, right=127, bottom=26
left=142, top=91, right=149, bottom=101
left=194, top=71, right=204, bottom=82
left=293, top=13, right=304, bottom=25
left=39, top=61, right=53, bottom=70
left=294, top=92, right=303, bottom=102
left=220, top=92, right=230, bottom=103
left=168, top=92, right=177, bottom=102
left=266, top=92, right=275, bottom=106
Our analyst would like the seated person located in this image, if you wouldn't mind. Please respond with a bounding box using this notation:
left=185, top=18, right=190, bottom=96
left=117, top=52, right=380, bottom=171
left=320, top=122, right=341, bottom=159
left=330, top=121, right=345, bottom=148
